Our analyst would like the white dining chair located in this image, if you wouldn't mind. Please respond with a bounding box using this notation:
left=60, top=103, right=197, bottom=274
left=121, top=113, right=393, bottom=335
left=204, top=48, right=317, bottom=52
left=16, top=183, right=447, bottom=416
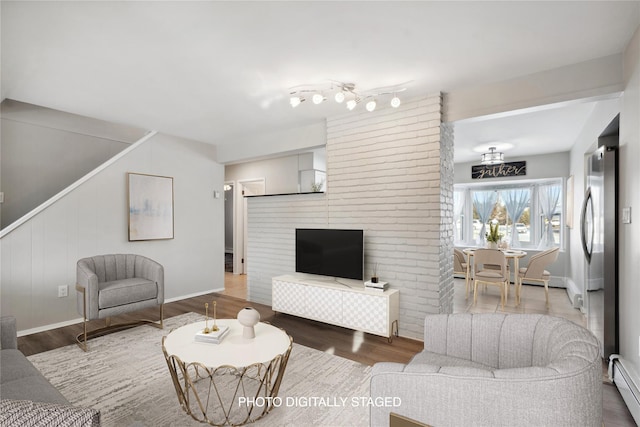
left=473, top=249, right=509, bottom=308
left=517, top=247, right=560, bottom=307
left=453, top=248, right=470, bottom=298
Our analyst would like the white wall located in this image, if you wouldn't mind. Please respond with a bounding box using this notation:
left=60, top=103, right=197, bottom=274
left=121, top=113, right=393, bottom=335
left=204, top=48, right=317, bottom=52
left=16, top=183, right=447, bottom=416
left=618, top=24, right=640, bottom=390
left=225, top=154, right=300, bottom=195
left=217, top=122, right=326, bottom=164
left=0, top=100, right=147, bottom=228
left=445, top=54, right=624, bottom=123
left=0, top=132, right=225, bottom=333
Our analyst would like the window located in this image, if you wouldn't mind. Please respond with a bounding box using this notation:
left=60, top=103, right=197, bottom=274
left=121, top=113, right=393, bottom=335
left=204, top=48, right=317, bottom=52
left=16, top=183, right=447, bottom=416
left=454, top=178, right=563, bottom=250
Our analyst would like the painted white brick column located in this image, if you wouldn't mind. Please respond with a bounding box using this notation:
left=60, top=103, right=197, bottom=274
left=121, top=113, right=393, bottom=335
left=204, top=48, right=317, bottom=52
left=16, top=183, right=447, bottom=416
left=247, top=93, right=454, bottom=339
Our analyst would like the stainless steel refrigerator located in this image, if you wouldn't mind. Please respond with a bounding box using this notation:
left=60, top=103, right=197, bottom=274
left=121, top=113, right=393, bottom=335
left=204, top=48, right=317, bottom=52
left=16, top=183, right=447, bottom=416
left=580, top=120, right=618, bottom=359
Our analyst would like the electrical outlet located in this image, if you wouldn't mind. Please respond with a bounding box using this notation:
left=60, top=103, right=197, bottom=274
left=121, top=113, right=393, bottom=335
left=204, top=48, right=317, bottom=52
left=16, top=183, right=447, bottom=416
left=58, top=285, right=68, bottom=298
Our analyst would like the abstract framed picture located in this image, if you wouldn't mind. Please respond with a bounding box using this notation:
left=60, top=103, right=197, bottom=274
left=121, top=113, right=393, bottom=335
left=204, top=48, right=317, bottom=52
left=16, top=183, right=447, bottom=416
left=128, top=173, right=174, bottom=241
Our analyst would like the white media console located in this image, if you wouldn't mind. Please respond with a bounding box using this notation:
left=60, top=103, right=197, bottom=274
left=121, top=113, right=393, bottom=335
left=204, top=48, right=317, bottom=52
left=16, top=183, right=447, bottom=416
left=272, top=274, right=399, bottom=340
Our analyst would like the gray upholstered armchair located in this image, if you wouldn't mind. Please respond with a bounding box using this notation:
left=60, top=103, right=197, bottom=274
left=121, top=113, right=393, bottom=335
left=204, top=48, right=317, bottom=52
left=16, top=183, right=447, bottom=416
left=370, top=314, right=602, bottom=427
left=76, top=254, right=164, bottom=351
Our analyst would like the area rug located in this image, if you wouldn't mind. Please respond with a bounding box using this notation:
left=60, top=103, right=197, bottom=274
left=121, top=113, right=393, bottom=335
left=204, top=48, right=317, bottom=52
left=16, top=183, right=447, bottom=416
left=27, top=313, right=371, bottom=426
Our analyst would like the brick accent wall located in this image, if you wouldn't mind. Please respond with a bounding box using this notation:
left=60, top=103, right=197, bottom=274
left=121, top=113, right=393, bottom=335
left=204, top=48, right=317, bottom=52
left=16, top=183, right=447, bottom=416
left=247, top=94, right=453, bottom=339
left=246, top=193, right=328, bottom=304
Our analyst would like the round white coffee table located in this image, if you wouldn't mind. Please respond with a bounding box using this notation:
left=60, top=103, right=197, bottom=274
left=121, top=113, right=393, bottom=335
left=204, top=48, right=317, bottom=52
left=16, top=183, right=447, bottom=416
left=162, top=319, right=292, bottom=426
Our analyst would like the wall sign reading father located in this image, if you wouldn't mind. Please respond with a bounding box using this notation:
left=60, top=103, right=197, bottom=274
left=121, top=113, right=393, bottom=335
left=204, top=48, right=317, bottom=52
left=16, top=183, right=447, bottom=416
left=472, top=161, right=526, bottom=179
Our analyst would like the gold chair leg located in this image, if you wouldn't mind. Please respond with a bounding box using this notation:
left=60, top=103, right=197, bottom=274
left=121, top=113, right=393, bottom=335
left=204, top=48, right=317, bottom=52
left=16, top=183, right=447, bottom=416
left=80, top=317, right=88, bottom=352
left=75, top=303, right=164, bottom=352
left=75, top=284, right=89, bottom=352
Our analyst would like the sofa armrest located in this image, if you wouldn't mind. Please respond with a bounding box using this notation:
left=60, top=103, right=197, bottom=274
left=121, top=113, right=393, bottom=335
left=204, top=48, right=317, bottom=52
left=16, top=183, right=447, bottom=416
left=136, top=256, right=164, bottom=304
left=0, top=316, right=17, bottom=349
left=370, top=364, right=602, bottom=427
left=76, top=262, right=100, bottom=320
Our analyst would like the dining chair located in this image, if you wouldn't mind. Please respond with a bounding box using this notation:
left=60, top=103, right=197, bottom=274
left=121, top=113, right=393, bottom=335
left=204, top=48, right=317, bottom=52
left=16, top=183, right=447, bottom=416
left=473, top=249, right=509, bottom=308
left=453, top=248, right=470, bottom=298
left=516, top=247, right=560, bottom=307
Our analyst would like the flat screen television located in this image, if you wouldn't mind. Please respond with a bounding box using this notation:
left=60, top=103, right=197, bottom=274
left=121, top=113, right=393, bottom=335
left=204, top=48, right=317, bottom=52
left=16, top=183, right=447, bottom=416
left=295, top=228, right=364, bottom=281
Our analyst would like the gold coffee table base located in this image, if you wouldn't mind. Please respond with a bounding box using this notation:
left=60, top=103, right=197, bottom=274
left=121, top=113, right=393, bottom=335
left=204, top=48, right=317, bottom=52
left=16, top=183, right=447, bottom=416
left=162, top=335, right=292, bottom=426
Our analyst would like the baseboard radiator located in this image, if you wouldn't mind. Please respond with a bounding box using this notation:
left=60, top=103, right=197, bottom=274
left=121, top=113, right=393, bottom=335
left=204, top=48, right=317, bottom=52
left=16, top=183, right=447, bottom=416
left=565, top=278, right=583, bottom=309
left=609, top=355, right=640, bottom=424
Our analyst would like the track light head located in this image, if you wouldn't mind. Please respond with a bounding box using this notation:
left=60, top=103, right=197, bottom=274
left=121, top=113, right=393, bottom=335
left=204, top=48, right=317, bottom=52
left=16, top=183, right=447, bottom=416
left=390, top=96, right=401, bottom=108
left=290, top=96, right=304, bottom=108
left=346, top=98, right=359, bottom=111
left=365, top=100, right=377, bottom=112
left=334, top=92, right=345, bottom=103
left=312, top=93, right=325, bottom=105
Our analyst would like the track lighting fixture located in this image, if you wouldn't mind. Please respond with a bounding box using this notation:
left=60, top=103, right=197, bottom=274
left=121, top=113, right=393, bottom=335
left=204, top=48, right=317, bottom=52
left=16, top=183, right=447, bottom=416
left=288, top=81, right=410, bottom=113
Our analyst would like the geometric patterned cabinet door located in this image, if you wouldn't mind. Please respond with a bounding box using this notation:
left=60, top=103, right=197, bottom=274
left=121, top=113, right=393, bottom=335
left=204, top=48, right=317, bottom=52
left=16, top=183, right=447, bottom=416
left=342, top=292, right=389, bottom=335
left=272, top=274, right=399, bottom=338
left=272, top=280, right=307, bottom=317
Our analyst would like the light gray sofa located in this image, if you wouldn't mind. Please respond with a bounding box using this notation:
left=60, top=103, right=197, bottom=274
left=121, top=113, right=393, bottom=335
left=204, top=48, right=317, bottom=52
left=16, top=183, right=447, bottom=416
left=0, top=316, right=100, bottom=426
left=370, top=313, right=602, bottom=427
left=76, top=254, right=164, bottom=350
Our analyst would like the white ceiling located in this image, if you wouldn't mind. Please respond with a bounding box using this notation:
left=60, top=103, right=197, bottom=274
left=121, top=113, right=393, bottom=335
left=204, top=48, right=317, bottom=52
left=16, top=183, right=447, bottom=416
left=453, top=100, right=603, bottom=164
left=2, top=1, right=639, bottom=163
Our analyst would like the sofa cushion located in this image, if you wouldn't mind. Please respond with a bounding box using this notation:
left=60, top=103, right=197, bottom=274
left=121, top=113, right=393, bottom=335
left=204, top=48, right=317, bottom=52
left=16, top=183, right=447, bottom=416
left=1, top=350, right=68, bottom=404
left=1, top=350, right=48, bottom=384
left=409, top=350, right=492, bottom=371
left=1, top=375, right=69, bottom=405
left=98, top=278, right=157, bottom=309
left=0, top=399, right=100, bottom=427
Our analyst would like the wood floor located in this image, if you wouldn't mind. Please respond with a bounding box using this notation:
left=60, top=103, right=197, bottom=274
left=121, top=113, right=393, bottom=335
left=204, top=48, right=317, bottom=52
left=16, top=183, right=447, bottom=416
left=16, top=276, right=636, bottom=426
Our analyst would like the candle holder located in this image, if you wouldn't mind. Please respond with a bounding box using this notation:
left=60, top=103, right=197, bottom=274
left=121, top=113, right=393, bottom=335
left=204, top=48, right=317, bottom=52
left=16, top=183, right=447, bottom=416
left=211, top=301, right=219, bottom=332
left=203, top=303, right=211, bottom=334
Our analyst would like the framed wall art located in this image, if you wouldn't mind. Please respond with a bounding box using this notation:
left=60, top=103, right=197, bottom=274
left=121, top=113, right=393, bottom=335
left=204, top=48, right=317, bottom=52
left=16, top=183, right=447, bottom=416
left=128, top=172, right=174, bottom=241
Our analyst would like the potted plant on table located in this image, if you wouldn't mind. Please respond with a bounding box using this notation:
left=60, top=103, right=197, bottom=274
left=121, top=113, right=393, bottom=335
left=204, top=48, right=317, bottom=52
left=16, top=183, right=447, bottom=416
left=485, top=221, right=503, bottom=249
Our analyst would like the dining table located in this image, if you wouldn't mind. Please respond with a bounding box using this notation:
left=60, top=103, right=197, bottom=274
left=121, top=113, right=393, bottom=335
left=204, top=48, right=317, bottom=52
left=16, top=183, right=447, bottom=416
left=462, top=248, right=527, bottom=304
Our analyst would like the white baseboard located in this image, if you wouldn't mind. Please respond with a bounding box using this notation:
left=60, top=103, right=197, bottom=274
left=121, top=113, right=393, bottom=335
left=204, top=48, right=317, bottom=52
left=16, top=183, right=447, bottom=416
left=610, top=356, right=640, bottom=425
left=17, top=289, right=225, bottom=337
left=17, top=317, right=84, bottom=337
left=164, top=288, right=224, bottom=303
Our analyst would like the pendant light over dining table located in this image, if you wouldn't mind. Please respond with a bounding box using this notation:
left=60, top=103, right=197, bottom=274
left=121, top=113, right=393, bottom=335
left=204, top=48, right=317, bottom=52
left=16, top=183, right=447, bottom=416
left=481, top=147, right=505, bottom=165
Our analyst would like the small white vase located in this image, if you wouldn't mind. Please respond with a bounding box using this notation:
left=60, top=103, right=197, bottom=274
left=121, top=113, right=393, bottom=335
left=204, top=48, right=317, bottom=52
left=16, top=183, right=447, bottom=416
left=237, top=307, right=260, bottom=339
left=487, top=241, right=498, bottom=249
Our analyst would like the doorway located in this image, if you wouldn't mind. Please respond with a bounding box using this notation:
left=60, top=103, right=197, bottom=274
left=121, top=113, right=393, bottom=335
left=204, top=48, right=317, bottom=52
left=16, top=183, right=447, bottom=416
left=234, top=178, right=265, bottom=275
left=224, top=182, right=234, bottom=273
